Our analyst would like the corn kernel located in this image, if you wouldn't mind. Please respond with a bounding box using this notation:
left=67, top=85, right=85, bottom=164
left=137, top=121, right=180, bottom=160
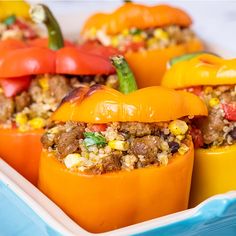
left=153, top=29, right=169, bottom=40
left=204, top=86, right=213, bottom=94
left=39, top=77, right=49, bottom=91
left=18, top=125, right=28, bottom=132
left=28, top=117, right=45, bottom=129
left=178, top=144, right=189, bottom=155
left=108, top=140, right=129, bottom=151
left=176, top=135, right=185, bottom=141
left=122, top=28, right=129, bottom=36
left=157, top=152, right=168, bottom=166
left=147, top=38, right=157, bottom=48
left=209, top=97, right=220, bottom=107
left=169, top=120, right=188, bottom=136
left=15, top=113, right=28, bottom=126
left=64, top=153, right=81, bottom=168
left=111, top=37, right=119, bottom=47
left=132, top=35, right=143, bottom=43
left=0, top=87, right=3, bottom=94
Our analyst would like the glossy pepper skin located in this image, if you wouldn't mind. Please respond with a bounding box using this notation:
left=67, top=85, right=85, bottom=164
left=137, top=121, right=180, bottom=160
left=0, top=39, right=115, bottom=77
left=81, top=3, right=204, bottom=87
left=0, top=5, right=115, bottom=185
left=0, top=129, right=42, bottom=185
left=39, top=143, right=194, bottom=233
left=52, top=86, right=207, bottom=123
left=161, top=53, right=236, bottom=207
left=161, top=53, right=236, bottom=89
left=39, top=83, right=207, bottom=232
left=190, top=144, right=236, bottom=207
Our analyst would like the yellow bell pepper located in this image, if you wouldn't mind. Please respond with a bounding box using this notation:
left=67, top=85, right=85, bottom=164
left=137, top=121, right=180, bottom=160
left=190, top=144, right=236, bottom=207
left=161, top=53, right=236, bottom=207
left=0, top=0, right=30, bottom=20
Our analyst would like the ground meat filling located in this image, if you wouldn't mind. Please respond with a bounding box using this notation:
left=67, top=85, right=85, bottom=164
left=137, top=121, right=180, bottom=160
left=84, top=25, right=196, bottom=52
left=41, top=120, right=191, bottom=174
left=0, top=74, right=118, bottom=131
left=188, top=85, right=236, bottom=147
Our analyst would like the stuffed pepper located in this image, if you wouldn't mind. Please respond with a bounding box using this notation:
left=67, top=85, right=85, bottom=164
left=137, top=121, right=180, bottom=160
left=81, top=2, right=203, bottom=87
left=161, top=53, right=236, bottom=207
left=0, top=4, right=117, bottom=185
left=38, top=55, right=207, bottom=233
left=0, top=0, right=43, bottom=41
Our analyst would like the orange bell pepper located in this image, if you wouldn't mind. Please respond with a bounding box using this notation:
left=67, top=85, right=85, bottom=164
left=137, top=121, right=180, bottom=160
left=81, top=2, right=204, bottom=87
left=52, top=85, right=207, bottom=123
left=0, top=129, right=42, bottom=185
left=38, top=56, right=207, bottom=232
left=161, top=53, right=236, bottom=207
left=0, top=5, right=114, bottom=185
left=39, top=143, right=194, bottom=233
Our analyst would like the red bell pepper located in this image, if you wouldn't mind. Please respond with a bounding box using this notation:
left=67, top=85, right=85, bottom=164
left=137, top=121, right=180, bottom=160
left=222, top=103, right=236, bottom=121
left=0, top=4, right=115, bottom=185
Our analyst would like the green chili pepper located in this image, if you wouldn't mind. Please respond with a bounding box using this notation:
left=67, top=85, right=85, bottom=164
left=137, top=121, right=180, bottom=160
left=110, top=55, right=138, bottom=94
left=30, top=4, right=64, bottom=50
left=84, top=132, right=107, bottom=148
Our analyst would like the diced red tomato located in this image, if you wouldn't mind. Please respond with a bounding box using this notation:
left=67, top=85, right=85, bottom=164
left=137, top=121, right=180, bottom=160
left=190, top=127, right=204, bottom=148
left=123, top=41, right=146, bottom=52
left=9, top=20, right=37, bottom=39
left=14, top=19, right=30, bottom=30
left=90, top=124, right=107, bottom=132
left=222, top=103, right=236, bottom=121
left=187, top=86, right=203, bottom=96
left=0, top=76, right=31, bottom=98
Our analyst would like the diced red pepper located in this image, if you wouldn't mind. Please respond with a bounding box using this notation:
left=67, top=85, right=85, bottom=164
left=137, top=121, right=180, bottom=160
left=190, top=127, right=204, bottom=148
left=9, top=19, right=38, bottom=39
left=0, top=76, right=31, bottom=98
left=90, top=124, right=108, bottom=132
left=222, top=103, right=236, bottom=121
left=187, top=86, right=203, bottom=96
left=123, top=41, right=146, bottom=52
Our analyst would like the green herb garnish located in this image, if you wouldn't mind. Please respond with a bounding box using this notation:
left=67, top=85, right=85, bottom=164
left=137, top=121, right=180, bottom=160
left=4, top=15, right=16, bottom=26
left=130, top=28, right=142, bottom=35
left=84, top=132, right=107, bottom=148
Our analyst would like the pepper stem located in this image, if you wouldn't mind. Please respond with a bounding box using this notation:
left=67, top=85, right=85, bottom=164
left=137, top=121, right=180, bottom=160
left=30, top=4, right=64, bottom=50
left=110, top=55, right=138, bottom=94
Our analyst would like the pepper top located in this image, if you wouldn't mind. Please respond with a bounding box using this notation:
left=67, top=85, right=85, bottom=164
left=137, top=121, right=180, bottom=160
left=161, top=53, right=236, bottom=89
left=82, top=3, right=192, bottom=36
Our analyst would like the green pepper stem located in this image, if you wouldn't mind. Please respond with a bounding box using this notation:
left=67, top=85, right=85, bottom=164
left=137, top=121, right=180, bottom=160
left=30, top=4, right=64, bottom=50
left=110, top=55, right=138, bottom=94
